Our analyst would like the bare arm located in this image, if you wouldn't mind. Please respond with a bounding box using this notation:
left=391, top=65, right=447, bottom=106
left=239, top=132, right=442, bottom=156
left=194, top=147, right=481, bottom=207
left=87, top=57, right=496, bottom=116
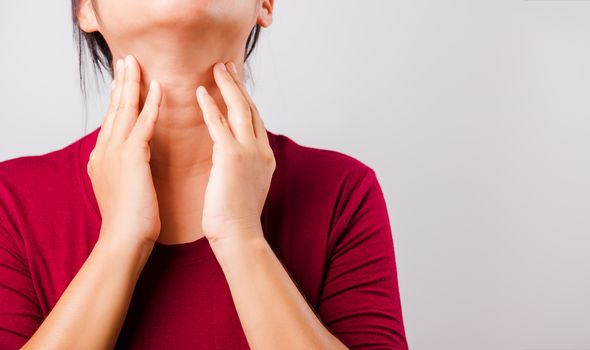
left=22, top=236, right=152, bottom=349
left=195, top=61, right=347, bottom=349
left=196, top=61, right=407, bottom=349
left=23, top=55, right=163, bottom=349
left=210, top=234, right=348, bottom=350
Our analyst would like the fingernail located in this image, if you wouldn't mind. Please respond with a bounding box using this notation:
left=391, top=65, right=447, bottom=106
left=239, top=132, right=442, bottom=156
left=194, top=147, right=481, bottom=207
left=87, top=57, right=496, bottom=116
left=125, top=55, right=132, bottom=67
left=229, top=62, right=238, bottom=74
left=150, top=80, right=157, bottom=91
left=116, top=59, right=124, bottom=72
left=197, top=86, right=207, bottom=95
left=215, top=62, right=227, bottom=72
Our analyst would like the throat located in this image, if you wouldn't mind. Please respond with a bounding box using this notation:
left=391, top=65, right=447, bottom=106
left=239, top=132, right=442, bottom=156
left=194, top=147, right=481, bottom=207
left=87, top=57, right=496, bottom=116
left=154, top=171, right=210, bottom=245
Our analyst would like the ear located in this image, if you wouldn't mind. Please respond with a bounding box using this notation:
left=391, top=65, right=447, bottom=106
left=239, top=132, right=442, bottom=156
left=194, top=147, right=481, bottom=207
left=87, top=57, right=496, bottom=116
left=76, top=0, right=100, bottom=33
left=256, top=0, right=274, bottom=28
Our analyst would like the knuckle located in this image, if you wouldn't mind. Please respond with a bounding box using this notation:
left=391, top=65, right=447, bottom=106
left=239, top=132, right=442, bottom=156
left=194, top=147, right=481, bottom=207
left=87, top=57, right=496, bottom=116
left=262, top=149, right=275, bottom=164
left=87, top=150, right=102, bottom=174
left=248, top=149, right=260, bottom=161
left=88, top=150, right=100, bottom=166
left=109, top=99, right=121, bottom=113
left=212, top=113, right=224, bottom=124
left=133, top=114, right=147, bottom=129
left=137, top=111, right=155, bottom=126
left=225, top=147, right=243, bottom=160
left=264, top=149, right=275, bottom=161
left=118, top=102, right=139, bottom=114
left=234, top=117, right=251, bottom=128
left=229, top=104, right=251, bottom=116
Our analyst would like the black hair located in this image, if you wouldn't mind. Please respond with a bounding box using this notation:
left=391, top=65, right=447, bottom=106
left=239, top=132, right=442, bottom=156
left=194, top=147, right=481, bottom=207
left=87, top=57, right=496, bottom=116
left=70, top=0, right=262, bottom=130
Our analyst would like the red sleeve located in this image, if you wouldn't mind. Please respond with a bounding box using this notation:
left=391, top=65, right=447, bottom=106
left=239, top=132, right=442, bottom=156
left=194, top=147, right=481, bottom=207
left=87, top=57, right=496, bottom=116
left=318, top=167, right=408, bottom=349
left=0, top=222, right=43, bottom=348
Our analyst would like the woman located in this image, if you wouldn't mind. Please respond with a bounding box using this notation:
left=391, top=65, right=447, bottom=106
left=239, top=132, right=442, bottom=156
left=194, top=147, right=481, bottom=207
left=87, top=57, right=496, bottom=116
left=0, top=0, right=408, bottom=348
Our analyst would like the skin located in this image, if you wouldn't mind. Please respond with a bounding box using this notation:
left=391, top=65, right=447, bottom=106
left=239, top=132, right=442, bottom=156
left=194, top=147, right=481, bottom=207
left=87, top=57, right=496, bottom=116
left=23, top=0, right=348, bottom=349
left=78, top=0, right=270, bottom=244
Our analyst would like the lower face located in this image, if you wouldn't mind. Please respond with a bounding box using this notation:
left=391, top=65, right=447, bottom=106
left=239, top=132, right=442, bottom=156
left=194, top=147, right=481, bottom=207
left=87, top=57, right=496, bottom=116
left=94, top=0, right=259, bottom=41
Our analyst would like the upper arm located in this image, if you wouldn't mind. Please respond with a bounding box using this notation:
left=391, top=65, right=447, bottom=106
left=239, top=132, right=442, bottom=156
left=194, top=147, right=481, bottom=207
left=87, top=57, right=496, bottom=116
left=318, top=167, right=408, bottom=349
left=0, top=223, right=43, bottom=348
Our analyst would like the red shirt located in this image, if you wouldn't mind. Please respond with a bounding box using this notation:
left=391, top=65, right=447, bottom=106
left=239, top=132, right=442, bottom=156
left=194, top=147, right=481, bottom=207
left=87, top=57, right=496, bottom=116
left=0, top=127, right=408, bottom=349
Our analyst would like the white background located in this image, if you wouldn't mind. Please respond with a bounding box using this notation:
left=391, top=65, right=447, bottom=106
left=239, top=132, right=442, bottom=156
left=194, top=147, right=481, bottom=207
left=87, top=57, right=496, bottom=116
left=1, top=1, right=589, bottom=349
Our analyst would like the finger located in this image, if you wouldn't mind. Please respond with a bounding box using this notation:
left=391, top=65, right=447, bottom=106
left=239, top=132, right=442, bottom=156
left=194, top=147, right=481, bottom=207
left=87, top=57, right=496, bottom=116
left=96, top=59, right=125, bottom=148
left=226, top=62, right=269, bottom=146
left=195, top=85, right=233, bottom=145
left=110, top=55, right=141, bottom=144
left=127, top=80, right=162, bottom=145
left=212, top=62, right=256, bottom=143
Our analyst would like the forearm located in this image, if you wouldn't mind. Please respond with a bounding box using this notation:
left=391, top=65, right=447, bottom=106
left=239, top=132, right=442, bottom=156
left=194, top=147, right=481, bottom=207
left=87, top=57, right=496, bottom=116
left=209, top=231, right=348, bottom=350
left=22, top=230, right=153, bottom=350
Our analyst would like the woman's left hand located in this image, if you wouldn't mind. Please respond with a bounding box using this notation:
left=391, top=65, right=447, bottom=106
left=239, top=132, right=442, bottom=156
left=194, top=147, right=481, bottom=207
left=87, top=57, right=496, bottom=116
left=196, top=61, right=276, bottom=245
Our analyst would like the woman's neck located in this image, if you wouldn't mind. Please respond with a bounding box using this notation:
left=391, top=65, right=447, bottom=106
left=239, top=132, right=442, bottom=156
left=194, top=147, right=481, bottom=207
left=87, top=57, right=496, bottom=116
left=110, top=43, right=245, bottom=183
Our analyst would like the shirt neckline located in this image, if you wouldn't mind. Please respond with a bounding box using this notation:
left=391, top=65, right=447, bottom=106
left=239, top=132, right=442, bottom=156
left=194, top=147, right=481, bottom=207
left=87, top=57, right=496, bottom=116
left=77, top=125, right=278, bottom=261
left=151, top=235, right=211, bottom=264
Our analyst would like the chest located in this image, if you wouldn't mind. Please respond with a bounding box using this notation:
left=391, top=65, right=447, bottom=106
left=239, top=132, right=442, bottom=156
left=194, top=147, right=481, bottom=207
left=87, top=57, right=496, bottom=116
left=155, top=181, right=207, bottom=245
left=115, top=248, right=250, bottom=349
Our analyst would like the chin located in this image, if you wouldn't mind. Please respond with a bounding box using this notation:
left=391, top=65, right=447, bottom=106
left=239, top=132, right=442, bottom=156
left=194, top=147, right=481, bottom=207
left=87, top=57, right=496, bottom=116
left=102, top=0, right=254, bottom=47
left=139, top=0, right=249, bottom=29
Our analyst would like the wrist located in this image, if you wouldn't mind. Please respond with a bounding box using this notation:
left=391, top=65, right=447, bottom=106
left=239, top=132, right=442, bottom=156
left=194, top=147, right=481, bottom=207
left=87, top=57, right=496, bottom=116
left=208, top=231, right=269, bottom=257
left=95, top=233, right=154, bottom=264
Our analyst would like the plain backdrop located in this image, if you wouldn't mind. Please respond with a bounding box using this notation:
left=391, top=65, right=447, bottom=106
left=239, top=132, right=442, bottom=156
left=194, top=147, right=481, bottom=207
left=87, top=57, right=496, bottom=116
left=1, top=1, right=589, bottom=349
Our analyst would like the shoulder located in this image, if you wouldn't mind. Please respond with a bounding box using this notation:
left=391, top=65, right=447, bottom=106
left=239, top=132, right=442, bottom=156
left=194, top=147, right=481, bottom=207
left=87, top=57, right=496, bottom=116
left=267, top=130, right=376, bottom=187
left=0, top=131, right=90, bottom=227
left=0, top=142, right=76, bottom=183
left=0, top=133, right=84, bottom=191
left=265, top=130, right=380, bottom=234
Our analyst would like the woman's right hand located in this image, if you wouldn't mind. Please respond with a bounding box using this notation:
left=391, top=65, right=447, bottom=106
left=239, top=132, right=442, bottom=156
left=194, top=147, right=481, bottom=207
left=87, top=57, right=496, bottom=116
left=87, top=54, right=163, bottom=249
